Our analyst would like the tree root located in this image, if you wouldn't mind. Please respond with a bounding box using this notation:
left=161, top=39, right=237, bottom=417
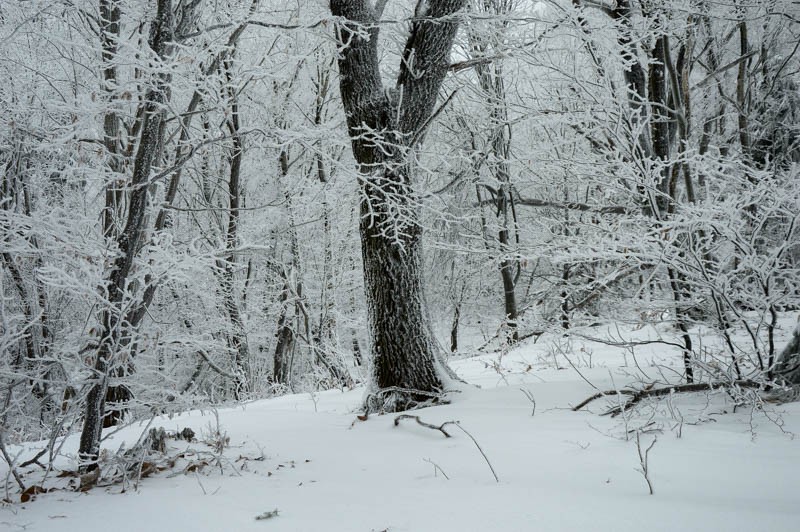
left=364, top=387, right=454, bottom=414
left=573, top=380, right=762, bottom=417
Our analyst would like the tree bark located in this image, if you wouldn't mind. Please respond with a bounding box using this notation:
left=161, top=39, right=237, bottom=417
left=100, top=0, right=123, bottom=241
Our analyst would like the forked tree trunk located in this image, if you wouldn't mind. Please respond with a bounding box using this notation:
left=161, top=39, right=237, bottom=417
left=331, top=0, right=467, bottom=411
left=78, top=0, right=174, bottom=469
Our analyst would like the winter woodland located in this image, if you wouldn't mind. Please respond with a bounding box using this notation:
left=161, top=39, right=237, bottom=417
left=1, top=0, right=800, bottom=529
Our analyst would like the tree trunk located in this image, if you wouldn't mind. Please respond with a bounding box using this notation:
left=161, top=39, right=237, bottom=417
left=648, top=33, right=671, bottom=215
left=272, top=280, right=294, bottom=386
left=775, top=319, right=800, bottom=386
left=79, top=0, right=174, bottom=469
left=608, top=0, right=652, bottom=160
left=331, top=0, right=467, bottom=411
left=217, top=57, right=250, bottom=399
left=470, top=5, right=519, bottom=343
left=100, top=0, right=123, bottom=241
left=450, top=303, right=460, bottom=353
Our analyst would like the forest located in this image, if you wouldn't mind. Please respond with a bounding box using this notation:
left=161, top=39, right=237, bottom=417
left=1, top=0, right=800, bottom=529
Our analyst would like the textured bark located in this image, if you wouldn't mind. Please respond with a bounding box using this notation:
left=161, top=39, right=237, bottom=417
left=130, top=6, right=256, bottom=329
left=331, top=0, right=467, bottom=411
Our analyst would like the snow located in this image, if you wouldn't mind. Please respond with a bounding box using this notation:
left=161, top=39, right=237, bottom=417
left=3, top=325, right=800, bottom=531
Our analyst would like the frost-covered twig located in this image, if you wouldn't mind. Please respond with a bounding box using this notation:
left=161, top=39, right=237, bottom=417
left=635, top=432, right=656, bottom=495
left=519, top=388, right=536, bottom=416
left=423, top=457, right=450, bottom=480
left=0, top=429, right=26, bottom=492
left=392, top=415, right=499, bottom=482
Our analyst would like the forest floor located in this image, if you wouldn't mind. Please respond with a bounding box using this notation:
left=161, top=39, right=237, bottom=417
left=2, top=321, right=800, bottom=531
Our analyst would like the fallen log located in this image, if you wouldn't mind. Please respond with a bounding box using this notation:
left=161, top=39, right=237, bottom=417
left=573, top=380, right=762, bottom=417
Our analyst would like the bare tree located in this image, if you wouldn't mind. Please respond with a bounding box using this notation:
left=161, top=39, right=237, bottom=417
left=78, top=0, right=176, bottom=469
left=469, top=0, right=520, bottom=343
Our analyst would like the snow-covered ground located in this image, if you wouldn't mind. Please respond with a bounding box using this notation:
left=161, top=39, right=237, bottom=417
left=2, top=323, right=799, bottom=531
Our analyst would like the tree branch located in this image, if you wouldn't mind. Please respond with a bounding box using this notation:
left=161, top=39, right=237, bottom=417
left=394, top=414, right=457, bottom=437
left=476, top=195, right=633, bottom=214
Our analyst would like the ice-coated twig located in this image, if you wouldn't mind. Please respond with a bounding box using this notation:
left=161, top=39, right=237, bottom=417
left=635, top=431, right=657, bottom=495
left=423, top=457, right=450, bottom=480
left=519, top=388, right=536, bottom=416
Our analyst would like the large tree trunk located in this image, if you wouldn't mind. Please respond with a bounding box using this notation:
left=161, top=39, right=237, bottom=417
left=360, top=204, right=443, bottom=410
left=331, top=0, right=467, bottom=411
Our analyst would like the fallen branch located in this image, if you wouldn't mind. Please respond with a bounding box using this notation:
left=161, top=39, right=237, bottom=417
left=573, top=380, right=762, bottom=417
left=393, top=416, right=500, bottom=483
left=394, top=415, right=457, bottom=437
left=572, top=389, right=637, bottom=412
left=255, top=509, right=279, bottom=521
